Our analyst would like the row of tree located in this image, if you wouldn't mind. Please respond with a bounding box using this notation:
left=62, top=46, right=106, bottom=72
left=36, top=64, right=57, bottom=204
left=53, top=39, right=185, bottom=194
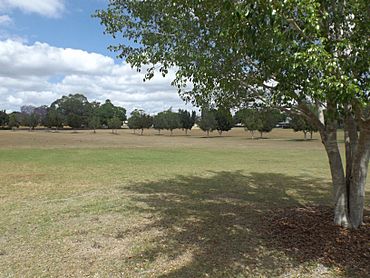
left=0, top=94, right=127, bottom=131
left=126, top=106, right=315, bottom=139
left=126, top=108, right=233, bottom=136
left=1, top=99, right=316, bottom=139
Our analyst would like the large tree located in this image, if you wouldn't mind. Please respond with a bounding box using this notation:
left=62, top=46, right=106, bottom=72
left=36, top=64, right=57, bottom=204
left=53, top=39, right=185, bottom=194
left=51, top=94, right=91, bottom=128
left=96, top=0, right=370, bottom=228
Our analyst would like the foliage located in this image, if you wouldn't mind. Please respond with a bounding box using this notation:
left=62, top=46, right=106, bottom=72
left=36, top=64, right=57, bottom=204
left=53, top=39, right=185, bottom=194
left=46, top=108, right=64, bottom=129
left=25, top=113, right=39, bottom=130
left=108, top=116, right=122, bottom=134
left=0, top=110, right=9, bottom=127
left=153, top=111, right=167, bottom=134
left=178, top=109, right=196, bottom=134
left=290, top=114, right=318, bottom=140
left=51, top=94, right=91, bottom=128
left=127, top=109, right=153, bottom=134
left=33, top=106, right=49, bottom=127
left=198, top=109, right=217, bottom=136
left=161, top=109, right=181, bottom=135
left=241, top=109, right=263, bottom=139
left=8, top=113, right=19, bottom=129
left=212, top=108, right=233, bottom=135
left=257, top=108, right=284, bottom=137
left=67, top=113, right=83, bottom=129
left=98, top=99, right=127, bottom=126
left=88, top=116, right=101, bottom=133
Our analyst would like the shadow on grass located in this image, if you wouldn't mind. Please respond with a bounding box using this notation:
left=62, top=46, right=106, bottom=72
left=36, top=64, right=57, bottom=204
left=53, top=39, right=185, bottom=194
left=122, top=171, right=368, bottom=277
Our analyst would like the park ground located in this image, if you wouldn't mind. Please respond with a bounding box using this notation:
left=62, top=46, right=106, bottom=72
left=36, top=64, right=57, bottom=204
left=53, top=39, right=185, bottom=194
left=0, top=128, right=369, bottom=277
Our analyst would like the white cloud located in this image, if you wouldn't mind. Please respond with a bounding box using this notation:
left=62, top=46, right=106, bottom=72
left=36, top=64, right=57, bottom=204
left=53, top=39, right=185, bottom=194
left=0, top=0, right=65, bottom=18
left=0, top=39, right=193, bottom=113
left=0, top=14, right=11, bottom=25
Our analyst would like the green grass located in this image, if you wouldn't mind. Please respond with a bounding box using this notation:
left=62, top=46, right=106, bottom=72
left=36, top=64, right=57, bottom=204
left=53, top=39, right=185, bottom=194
left=0, top=130, right=368, bottom=277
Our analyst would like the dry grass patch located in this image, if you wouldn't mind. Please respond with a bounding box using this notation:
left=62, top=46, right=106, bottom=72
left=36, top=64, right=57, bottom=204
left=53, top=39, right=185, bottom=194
left=0, top=129, right=368, bottom=277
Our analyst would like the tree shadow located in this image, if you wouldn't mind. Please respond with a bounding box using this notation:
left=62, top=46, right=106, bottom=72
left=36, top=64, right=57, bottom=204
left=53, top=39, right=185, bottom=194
left=122, top=171, right=369, bottom=277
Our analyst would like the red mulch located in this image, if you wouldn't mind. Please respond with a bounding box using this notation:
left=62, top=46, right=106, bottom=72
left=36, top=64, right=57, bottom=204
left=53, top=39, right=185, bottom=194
left=261, top=206, right=370, bottom=276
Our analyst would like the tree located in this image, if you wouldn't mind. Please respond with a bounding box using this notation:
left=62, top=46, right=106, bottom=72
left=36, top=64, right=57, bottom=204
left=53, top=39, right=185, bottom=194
left=241, top=109, right=263, bottom=140
left=67, top=113, right=82, bottom=130
left=108, top=116, right=122, bottom=134
left=88, top=116, right=101, bottom=133
left=8, top=113, right=19, bottom=130
left=162, top=109, right=181, bottom=135
left=51, top=94, right=91, bottom=128
left=34, top=106, right=49, bottom=127
left=257, top=108, right=283, bottom=138
left=198, top=109, right=217, bottom=137
left=153, top=112, right=166, bottom=134
left=20, top=105, right=39, bottom=130
left=290, top=114, right=318, bottom=140
left=0, top=110, right=9, bottom=128
left=213, top=108, right=233, bottom=136
left=98, top=99, right=127, bottom=126
left=127, top=109, right=153, bottom=135
left=96, top=1, right=370, bottom=228
left=26, top=113, right=39, bottom=131
left=178, top=109, right=196, bottom=135
left=46, top=108, right=64, bottom=130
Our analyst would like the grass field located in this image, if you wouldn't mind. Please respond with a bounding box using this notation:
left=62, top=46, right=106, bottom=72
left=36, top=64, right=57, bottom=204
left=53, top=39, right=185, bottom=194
left=0, top=128, right=369, bottom=277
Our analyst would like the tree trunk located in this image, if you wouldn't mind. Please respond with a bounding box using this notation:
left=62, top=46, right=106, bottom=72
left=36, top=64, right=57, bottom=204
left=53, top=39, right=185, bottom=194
left=310, top=131, right=313, bottom=140
left=349, top=127, right=370, bottom=228
left=303, top=131, right=307, bottom=140
left=206, top=130, right=209, bottom=137
left=218, top=130, right=222, bottom=136
left=185, top=129, right=188, bottom=135
left=260, top=131, right=263, bottom=138
left=320, top=123, right=351, bottom=227
left=141, top=128, right=144, bottom=135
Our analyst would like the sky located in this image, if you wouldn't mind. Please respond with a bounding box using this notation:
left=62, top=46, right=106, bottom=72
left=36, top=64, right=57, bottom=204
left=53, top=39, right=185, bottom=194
left=0, top=0, right=193, bottom=114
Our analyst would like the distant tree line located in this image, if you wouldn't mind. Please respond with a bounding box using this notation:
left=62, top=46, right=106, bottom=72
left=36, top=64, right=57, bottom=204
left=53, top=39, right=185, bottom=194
left=0, top=94, right=126, bottom=131
left=1, top=96, right=316, bottom=138
left=125, top=107, right=234, bottom=136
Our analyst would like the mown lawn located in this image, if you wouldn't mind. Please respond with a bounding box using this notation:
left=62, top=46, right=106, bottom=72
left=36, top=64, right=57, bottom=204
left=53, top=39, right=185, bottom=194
left=0, top=129, right=368, bottom=277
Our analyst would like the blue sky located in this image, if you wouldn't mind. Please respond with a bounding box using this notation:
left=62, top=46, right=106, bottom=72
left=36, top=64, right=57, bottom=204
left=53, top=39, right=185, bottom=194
left=0, top=0, right=190, bottom=113
left=7, top=0, right=116, bottom=58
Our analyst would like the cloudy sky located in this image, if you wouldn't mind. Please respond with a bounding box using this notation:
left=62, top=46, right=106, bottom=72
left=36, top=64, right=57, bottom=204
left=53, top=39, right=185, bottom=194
left=0, top=0, right=193, bottom=113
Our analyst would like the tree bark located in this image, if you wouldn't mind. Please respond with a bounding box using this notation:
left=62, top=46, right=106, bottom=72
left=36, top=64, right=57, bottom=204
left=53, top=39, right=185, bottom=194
left=349, top=126, right=370, bottom=228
